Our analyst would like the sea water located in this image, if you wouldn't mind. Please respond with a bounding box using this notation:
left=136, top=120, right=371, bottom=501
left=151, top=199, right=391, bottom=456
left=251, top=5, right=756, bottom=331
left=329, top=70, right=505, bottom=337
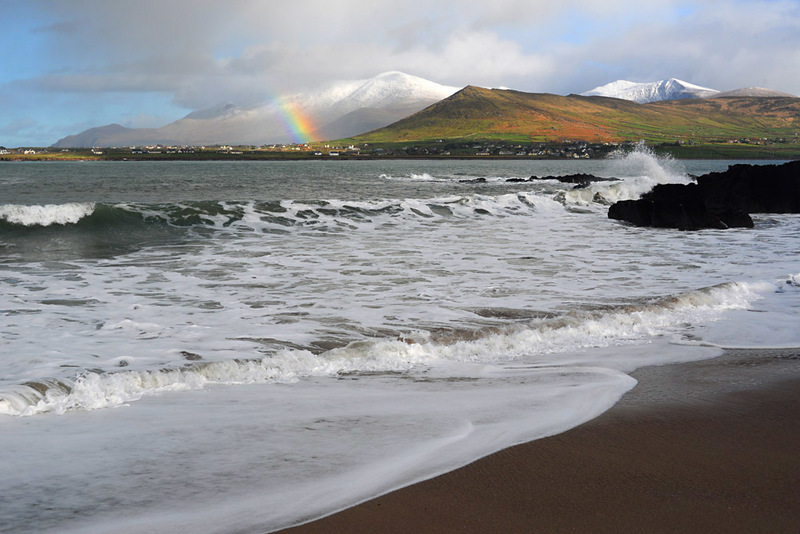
left=1, top=149, right=798, bottom=532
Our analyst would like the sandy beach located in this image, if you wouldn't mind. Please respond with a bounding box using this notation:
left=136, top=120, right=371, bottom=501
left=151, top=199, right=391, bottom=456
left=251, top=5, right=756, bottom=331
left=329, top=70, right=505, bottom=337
left=278, top=348, right=800, bottom=533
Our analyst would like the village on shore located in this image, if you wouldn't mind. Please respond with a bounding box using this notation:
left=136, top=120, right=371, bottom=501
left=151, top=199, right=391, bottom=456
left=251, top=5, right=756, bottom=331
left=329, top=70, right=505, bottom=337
left=2, top=136, right=798, bottom=161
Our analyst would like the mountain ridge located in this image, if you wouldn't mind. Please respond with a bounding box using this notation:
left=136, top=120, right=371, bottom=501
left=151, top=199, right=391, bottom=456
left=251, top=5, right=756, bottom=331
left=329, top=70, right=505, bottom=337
left=52, top=72, right=460, bottom=147
left=581, top=78, right=720, bottom=103
left=52, top=74, right=798, bottom=147
left=348, top=85, right=800, bottom=145
left=714, top=87, right=798, bottom=98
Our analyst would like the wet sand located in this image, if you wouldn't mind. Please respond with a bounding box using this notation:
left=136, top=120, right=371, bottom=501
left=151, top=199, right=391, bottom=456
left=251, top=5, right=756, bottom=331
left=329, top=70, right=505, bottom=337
left=277, top=349, right=800, bottom=533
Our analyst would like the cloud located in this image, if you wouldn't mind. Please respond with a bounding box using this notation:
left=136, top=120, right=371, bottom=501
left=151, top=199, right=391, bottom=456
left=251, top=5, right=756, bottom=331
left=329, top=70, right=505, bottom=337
left=563, top=0, right=800, bottom=93
left=121, top=113, right=178, bottom=129
left=18, top=0, right=800, bottom=100
left=0, top=117, right=67, bottom=148
left=0, top=118, right=38, bottom=137
left=32, top=0, right=234, bottom=57
left=3, top=0, right=799, bottom=145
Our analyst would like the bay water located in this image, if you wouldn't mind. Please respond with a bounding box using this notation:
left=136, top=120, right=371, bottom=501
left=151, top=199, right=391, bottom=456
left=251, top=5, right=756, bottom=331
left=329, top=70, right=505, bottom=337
left=1, top=149, right=798, bottom=532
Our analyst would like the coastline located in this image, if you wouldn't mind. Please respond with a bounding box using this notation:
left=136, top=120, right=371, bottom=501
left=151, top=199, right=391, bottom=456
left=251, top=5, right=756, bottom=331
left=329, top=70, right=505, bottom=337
left=2, top=154, right=797, bottom=162
left=277, top=348, right=800, bottom=533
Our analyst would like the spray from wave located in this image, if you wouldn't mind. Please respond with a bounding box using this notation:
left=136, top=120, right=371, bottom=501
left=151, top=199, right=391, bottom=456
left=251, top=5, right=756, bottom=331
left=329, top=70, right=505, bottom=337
left=606, top=141, right=687, bottom=181
left=560, top=142, right=692, bottom=206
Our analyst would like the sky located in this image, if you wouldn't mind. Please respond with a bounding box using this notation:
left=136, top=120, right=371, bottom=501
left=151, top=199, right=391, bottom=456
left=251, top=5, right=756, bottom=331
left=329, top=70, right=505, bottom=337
left=2, top=0, right=799, bottom=147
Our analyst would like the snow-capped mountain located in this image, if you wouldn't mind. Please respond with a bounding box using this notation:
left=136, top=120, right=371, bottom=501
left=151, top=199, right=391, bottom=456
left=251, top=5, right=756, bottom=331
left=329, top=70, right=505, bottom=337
left=713, top=87, right=797, bottom=98
left=581, top=78, right=720, bottom=103
left=53, top=72, right=460, bottom=147
left=327, top=71, right=459, bottom=114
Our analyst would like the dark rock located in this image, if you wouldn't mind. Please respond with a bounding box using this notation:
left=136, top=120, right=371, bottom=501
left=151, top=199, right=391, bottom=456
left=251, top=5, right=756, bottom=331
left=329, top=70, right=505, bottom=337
left=607, top=195, right=749, bottom=230
left=697, top=161, right=800, bottom=214
left=608, top=191, right=751, bottom=230
left=609, top=160, right=800, bottom=230
left=528, top=173, right=617, bottom=186
left=713, top=208, right=757, bottom=229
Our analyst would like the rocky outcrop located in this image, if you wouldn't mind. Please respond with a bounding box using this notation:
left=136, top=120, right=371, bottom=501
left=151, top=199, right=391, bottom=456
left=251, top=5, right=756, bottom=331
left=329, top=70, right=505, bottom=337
left=696, top=161, right=800, bottom=214
left=608, top=160, right=800, bottom=230
left=608, top=183, right=755, bottom=230
left=461, top=173, right=616, bottom=186
left=504, top=173, right=617, bottom=186
left=530, top=173, right=617, bottom=185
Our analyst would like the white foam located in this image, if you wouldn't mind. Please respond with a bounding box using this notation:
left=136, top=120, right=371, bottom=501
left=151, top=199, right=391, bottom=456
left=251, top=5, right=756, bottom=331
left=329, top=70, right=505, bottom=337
left=3, top=363, right=636, bottom=534
left=380, top=172, right=443, bottom=182
left=230, top=192, right=568, bottom=232
left=691, top=278, right=800, bottom=349
left=0, top=202, right=95, bottom=226
left=380, top=172, right=513, bottom=184
left=408, top=172, right=440, bottom=182
left=3, top=158, right=799, bottom=534
left=0, top=282, right=760, bottom=416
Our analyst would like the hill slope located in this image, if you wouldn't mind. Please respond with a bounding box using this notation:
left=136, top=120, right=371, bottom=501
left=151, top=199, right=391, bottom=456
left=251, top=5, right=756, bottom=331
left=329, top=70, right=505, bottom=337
left=350, top=86, right=800, bottom=144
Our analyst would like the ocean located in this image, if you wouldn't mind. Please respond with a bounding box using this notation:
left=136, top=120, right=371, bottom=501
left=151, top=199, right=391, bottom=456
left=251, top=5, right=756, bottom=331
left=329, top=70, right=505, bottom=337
left=1, top=148, right=799, bottom=533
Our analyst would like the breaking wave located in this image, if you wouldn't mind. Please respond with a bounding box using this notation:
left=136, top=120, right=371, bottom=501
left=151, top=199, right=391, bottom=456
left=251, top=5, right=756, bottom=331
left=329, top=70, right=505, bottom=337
left=0, top=193, right=567, bottom=237
left=561, top=142, right=693, bottom=205
left=0, top=145, right=691, bottom=234
left=0, top=281, right=762, bottom=416
left=0, top=202, right=96, bottom=227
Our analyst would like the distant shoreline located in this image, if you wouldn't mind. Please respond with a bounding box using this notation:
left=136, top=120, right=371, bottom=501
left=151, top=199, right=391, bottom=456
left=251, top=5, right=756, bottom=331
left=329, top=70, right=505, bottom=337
left=4, top=139, right=800, bottom=162
left=2, top=152, right=798, bottom=162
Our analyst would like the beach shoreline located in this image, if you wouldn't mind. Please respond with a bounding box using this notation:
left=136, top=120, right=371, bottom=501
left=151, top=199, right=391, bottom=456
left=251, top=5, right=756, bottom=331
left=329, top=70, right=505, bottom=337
left=277, top=348, right=800, bottom=533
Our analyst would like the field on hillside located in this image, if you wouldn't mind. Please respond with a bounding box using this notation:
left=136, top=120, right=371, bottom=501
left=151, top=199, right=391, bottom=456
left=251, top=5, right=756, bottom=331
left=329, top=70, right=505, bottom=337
left=347, top=87, right=800, bottom=149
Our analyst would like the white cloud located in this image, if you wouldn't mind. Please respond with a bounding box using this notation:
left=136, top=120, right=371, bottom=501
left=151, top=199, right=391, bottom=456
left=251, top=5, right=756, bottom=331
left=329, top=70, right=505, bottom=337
left=2, top=0, right=799, bottom=145
left=19, top=0, right=800, bottom=99
left=563, top=0, right=800, bottom=93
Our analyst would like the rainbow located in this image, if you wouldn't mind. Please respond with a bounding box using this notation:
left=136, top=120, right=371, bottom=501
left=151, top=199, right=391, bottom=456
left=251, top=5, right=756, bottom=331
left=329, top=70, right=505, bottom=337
left=273, top=96, right=316, bottom=144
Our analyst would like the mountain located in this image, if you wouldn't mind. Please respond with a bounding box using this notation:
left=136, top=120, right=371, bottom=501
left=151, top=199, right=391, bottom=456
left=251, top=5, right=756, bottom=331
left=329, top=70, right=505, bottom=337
left=581, top=78, right=719, bottom=103
left=349, top=85, right=800, bottom=144
left=323, top=71, right=458, bottom=115
left=713, top=87, right=797, bottom=98
left=314, top=108, right=408, bottom=141
left=53, top=124, right=135, bottom=148
left=52, top=72, right=460, bottom=147
left=311, top=71, right=461, bottom=140
left=183, top=102, right=240, bottom=120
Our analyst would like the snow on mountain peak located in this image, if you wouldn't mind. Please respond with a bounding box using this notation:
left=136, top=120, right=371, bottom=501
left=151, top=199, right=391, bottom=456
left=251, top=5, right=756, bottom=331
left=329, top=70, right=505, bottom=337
left=184, top=102, right=241, bottom=120
left=582, top=78, right=719, bottom=103
left=336, top=71, right=460, bottom=111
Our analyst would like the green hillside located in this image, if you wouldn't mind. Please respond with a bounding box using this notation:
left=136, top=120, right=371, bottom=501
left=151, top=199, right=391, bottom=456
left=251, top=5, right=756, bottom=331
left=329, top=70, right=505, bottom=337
left=347, top=86, right=800, bottom=147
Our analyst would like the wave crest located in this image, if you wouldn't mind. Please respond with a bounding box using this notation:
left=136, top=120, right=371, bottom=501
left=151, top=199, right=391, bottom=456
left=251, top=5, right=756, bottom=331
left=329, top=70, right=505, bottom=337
left=0, top=282, right=760, bottom=417
left=0, top=203, right=96, bottom=227
left=0, top=194, right=568, bottom=236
